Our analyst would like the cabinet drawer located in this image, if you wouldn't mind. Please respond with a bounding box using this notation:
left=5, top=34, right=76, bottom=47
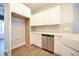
left=62, top=37, right=79, bottom=53
left=62, top=44, right=79, bottom=56
left=62, top=45, right=73, bottom=56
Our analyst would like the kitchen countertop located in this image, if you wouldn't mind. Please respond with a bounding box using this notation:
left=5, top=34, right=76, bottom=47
left=31, top=32, right=79, bottom=41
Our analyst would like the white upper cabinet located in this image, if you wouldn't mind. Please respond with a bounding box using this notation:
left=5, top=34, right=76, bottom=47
left=10, top=3, right=31, bottom=18
left=61, top=4, right=74, bottom=24
left=43, top=6, right=61, bottom=25
left=31, top=12, right=44, bottom=26
left=31, top=6, right=61, bottom=26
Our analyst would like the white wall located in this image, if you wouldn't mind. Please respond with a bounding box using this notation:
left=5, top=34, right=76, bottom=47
left=4, top=4, right=11, bottom=55
left=73, top=4, right=79, bottom=34
left=11, top=16, right=25, bottom=49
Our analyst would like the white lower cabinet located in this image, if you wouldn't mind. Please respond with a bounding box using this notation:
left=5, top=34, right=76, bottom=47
left=54, top=36, right=79, bottom=56
left=61, top=44, right=79, bottom=56
left=54, top=36, right=62, bottom=55
left=61, top=44, right=72, bottom=56
left=31, top=33, right=79, bottom=56
left=30, top=33, right=42, bottom=48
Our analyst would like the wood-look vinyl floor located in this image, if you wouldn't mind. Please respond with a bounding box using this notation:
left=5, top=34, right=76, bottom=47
left=12, top=45, right=55, bottom=56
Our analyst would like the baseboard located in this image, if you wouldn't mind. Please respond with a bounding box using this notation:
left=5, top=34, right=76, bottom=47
left=25, top=43, right=31, bottom=47
left=11, top=43, right=25, bottom=50
left=31, top=44, right=42, bottom=49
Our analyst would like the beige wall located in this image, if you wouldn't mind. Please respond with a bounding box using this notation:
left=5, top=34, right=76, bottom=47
left=31, top=25, right=60, bottom=33
left=11, top=16, right=25, bottom=49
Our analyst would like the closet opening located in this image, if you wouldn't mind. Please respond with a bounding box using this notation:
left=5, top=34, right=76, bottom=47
left=0, top=3, right=4, bottom=56
left=11, top=12, right=30, bottom=55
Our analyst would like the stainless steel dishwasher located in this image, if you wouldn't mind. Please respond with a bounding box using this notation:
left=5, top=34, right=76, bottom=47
left=42, top=34, right=54, bottom=53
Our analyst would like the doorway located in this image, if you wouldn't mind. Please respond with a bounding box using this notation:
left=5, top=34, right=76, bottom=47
left=0, top=4, right=4, bottom=56
left=11, top=12, right=30, bottom=55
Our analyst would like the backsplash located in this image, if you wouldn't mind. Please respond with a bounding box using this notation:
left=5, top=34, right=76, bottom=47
left=60, top=23, right=73, bottom=34
left=31, top=25, right=60, bottom=33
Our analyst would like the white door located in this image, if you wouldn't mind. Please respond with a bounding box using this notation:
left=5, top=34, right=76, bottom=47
left=11, top=16, right=25, bottom=49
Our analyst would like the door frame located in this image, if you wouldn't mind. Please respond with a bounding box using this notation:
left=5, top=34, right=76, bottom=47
left=11, top=12, right=30, bottom=45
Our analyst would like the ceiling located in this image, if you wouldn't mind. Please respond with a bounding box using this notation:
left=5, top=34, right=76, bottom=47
left=24, top=3, right=58, bottom=14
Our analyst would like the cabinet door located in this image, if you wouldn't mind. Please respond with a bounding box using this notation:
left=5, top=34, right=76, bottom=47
left=42, top=35, right=48, bottom=50
left=31, top=13, right=44, bottom=26
left=54, top=36, right=62, bottom=55
left=61, top=43, right=79, bottom=56
left=30, top=33, right=42, bottom=48
left=31, top=6, right=61, bottom=26
left=10, top=4, right=31, bottom=18
left=61, top=44, right=72, bottom=56
left=47, top=36, right=54, bottom=52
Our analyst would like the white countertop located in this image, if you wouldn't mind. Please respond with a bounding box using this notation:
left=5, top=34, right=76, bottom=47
left=31, top=31, right=79, bottom=41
